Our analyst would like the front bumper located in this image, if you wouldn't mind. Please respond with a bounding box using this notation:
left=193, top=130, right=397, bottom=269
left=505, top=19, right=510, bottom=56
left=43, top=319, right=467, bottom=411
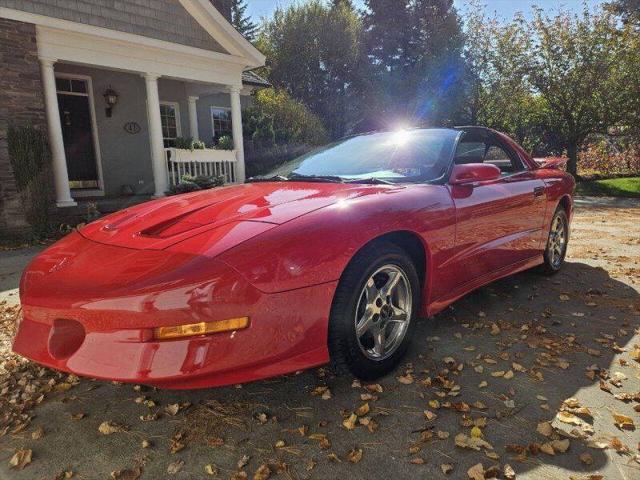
left=13, top=233, right=334, bottom=388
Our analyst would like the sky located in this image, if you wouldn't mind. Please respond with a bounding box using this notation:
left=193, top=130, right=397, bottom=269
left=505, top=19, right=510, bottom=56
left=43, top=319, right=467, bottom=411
left=246, top=0, right=606, bottom=23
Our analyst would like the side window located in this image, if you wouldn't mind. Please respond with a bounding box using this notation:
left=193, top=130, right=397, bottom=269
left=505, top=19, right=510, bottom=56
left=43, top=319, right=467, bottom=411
left=483, top=144, right=524, bottom=174
left=454, top=142, right=486, bottom=165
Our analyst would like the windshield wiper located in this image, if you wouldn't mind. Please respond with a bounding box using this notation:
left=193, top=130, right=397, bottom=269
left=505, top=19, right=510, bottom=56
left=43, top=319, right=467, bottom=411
left=288, top=173, right=344, bottom=183
left=246, top=175, right=289, bottom=183
left=345, top=177, right=394, bottom=185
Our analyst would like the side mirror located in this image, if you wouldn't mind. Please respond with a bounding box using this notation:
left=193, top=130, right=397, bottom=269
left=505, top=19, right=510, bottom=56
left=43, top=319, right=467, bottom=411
left=449, top=163, right=501, bottom=185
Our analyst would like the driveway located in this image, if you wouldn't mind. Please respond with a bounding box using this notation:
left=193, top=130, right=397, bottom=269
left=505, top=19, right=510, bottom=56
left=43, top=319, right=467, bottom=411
left=1, top=198, right=639, bottom=480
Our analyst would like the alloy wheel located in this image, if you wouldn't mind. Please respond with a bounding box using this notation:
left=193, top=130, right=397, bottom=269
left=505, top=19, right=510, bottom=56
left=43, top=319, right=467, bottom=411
left=354, top=265, right=412, bottom=361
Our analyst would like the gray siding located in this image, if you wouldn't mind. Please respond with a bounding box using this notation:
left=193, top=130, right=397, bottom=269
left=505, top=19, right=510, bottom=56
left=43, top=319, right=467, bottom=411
left=55, top=63, right=156, bottom=197
left=0, top=0, right=228, bottom=53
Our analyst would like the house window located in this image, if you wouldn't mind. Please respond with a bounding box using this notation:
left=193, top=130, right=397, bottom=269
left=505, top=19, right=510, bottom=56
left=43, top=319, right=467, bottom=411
left=160, top=102, right=181, bottom=148
left=211, top=107, right=232, bottom=144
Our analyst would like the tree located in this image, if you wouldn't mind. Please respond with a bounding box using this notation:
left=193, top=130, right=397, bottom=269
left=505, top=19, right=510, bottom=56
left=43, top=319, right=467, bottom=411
left=230, top=0, right=258, bottom=41
left=528, top=7, right=626, bottom=175
left=360, top=0, right=466, bottom=129
left=605, top=0, right=640, bottom=25
left=462, top=4, right=546, bottom=152
left=258, top=0, right=363, bottom=139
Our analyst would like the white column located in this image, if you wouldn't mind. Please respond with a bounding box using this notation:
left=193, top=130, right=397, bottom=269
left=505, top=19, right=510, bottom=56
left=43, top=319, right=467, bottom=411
left=144, top=73, right=167, bottom=197
left=229, top=85, right=245, bottom=183
left=40, top=58, right=76, bottom=207
left=187, top=96, right=199, bottom=141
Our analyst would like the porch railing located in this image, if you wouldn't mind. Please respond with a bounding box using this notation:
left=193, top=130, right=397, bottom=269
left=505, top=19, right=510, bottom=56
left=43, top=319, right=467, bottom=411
left=165, top=148, right=237, bottom=186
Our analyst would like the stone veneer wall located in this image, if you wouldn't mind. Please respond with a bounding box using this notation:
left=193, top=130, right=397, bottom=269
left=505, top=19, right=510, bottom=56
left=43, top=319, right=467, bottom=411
left=0, top=17, right=47, bottom=238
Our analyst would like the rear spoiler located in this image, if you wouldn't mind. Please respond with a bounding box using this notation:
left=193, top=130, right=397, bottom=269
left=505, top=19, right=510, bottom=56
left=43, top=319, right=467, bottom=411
left=534, top=157, right=568, bottom=169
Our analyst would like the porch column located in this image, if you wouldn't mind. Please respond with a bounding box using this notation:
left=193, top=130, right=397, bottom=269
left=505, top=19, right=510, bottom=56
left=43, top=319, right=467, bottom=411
left=229, top=85, right=245, bottom=183
left=188, top=96, right=199, bottom=141
left=144, top=73, right=167, bottom=197
left=40, top=58, right=76, bottom=207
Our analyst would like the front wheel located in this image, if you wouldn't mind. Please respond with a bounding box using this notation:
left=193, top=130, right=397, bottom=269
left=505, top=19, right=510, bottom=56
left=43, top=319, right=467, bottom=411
left=539, top=207, right=569, bottom=275
left=328, top=242, right=420, bottom=380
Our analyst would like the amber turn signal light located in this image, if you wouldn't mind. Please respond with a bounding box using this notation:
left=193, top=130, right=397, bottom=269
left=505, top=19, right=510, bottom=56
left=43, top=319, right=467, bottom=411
left=153, top=317, right=250, bottom=340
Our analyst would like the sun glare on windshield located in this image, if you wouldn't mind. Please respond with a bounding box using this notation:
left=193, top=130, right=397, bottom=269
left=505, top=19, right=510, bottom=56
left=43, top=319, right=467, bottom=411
left=385, top=129, right=411, bottom=147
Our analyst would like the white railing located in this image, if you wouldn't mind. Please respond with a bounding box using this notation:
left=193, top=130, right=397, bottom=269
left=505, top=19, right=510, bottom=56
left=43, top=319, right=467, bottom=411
left=165, top=148, right=237, bottom=186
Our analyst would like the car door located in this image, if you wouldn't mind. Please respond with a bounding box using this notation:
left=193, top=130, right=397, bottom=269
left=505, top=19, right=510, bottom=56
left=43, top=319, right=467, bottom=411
left=447, top=134, right=547, bottom=286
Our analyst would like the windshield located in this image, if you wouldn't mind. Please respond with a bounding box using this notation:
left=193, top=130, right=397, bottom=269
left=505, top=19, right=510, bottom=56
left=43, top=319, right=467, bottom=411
left=256, top=129, right=460, bottom=183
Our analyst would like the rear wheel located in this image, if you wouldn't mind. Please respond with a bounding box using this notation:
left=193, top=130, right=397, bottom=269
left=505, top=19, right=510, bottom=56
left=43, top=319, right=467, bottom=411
left=328, top=242, right=420, bottom=380
left=539, top=207, right=569, bottom=275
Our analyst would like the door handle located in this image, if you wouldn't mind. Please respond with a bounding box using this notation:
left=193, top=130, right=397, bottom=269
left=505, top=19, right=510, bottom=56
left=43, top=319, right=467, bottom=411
left=533, top=186, right=545, bottom=197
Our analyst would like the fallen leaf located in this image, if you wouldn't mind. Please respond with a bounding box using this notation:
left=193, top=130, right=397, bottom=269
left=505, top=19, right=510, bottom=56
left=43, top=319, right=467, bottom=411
left=167, top=460, right=184, bottom=475
left=98, top=421, right=127, bottom=435
left=253, top=464, right=270, bottom=480
left=8, top=449, right=32, bottom=470
left=237, top=455, right=250, bottom=469
left=537, top=422, right=553, bottom=437
left=397, top=373, right=414, bottom=384
left=356, top=403, right=370, bottom=416
left=111, top=467, right=142, bottom=480
left=612, top=412, right=635, bottom=430
left=342, top=413, right=357, bottom=430
left=504, top=464, right=516, bottom=479
left=455, top=433, right=493, bottom=451
left=346, top=448, right=363, bottom=463
left=165, top=404, right=180, bottom=416
left=441, top=463, right=454, bottom=474
left=204, top=464, right=218, bottom=476
left=551, top=439, right=570, bottom=453
left=540, top=443, right=555, bottom=455
left=467, top=463, right=485, bottom=480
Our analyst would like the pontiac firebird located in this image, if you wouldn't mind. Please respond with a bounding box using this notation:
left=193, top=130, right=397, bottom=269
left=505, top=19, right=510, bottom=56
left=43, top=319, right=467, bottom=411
left=13, top=127, right=574, bottom=389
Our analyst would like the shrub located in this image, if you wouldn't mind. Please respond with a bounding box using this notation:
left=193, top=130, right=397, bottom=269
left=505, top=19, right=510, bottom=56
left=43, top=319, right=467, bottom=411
left=7, top=125, right=51, bottom=238
left=243, top=88, right=329, bottom=175
left=216, top=135, right=234, bottom=150
left=173, top=137, right=206, bottom=150
left=243, top=89, right=328, bottom=148
left=579, top=141, right=640, bottom=177
left=167, top=174, right=225, bottom=195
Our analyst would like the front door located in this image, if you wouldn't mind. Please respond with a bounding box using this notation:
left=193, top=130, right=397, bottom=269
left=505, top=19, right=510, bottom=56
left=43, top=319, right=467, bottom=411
left=56, top=77, right=99, bottom=190
left=448, top=135, right=546, bottom=286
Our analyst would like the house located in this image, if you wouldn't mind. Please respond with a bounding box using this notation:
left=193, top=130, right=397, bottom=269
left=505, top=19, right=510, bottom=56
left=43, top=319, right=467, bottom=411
left=0, top=0, right=268, bottom=237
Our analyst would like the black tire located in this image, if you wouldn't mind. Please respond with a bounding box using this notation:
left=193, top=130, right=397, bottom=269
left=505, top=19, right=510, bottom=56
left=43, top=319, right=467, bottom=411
left=539, top=207, right=569, bottom=275
left=328, top=241, right=420, bottom=380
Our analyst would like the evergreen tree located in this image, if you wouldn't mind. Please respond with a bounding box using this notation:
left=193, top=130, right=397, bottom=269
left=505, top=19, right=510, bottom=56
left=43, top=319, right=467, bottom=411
left=259, top=1, right=363, bottom=138
left=360, top=0, right=466, bottom=129
left=230, top=0, right=258, bottom=41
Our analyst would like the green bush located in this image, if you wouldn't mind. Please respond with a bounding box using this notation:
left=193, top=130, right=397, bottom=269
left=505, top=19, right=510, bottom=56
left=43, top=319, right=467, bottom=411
left=167, top=174, right=225, bottom=195
left=173, top=137, right=206, bottom=150
left=7, top=125, right=51, bottom=238
left=243, top=88, right=328, bottom=175
left=216, top=135, right=234, bottom=150
left=243, top=89, right=328, bottom=149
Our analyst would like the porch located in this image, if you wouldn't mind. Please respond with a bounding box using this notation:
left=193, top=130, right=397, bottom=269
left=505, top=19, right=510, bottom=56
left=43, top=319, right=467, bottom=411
left=26, top=8, right=264, bottom=208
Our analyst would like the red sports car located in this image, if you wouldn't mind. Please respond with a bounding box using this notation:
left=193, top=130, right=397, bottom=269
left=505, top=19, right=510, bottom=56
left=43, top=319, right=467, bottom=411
left=13, top=127, right=574, bottom=389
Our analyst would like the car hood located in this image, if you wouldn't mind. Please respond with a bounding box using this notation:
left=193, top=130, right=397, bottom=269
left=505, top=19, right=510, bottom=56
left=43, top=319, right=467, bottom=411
left=79, top=182, right=393, bottom=250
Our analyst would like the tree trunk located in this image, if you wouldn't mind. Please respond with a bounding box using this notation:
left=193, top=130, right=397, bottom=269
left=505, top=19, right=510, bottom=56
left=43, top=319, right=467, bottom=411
left=567, top=143, right=578, bottom=177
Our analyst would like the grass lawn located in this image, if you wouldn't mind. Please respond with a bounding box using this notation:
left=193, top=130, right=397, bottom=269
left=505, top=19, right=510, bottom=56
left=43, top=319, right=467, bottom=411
left=576, top=176, right=640, bottom=198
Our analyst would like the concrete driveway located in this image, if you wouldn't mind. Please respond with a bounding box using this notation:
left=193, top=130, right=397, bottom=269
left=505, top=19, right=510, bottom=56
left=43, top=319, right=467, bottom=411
left=0, top=198, right=638, bottom=480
